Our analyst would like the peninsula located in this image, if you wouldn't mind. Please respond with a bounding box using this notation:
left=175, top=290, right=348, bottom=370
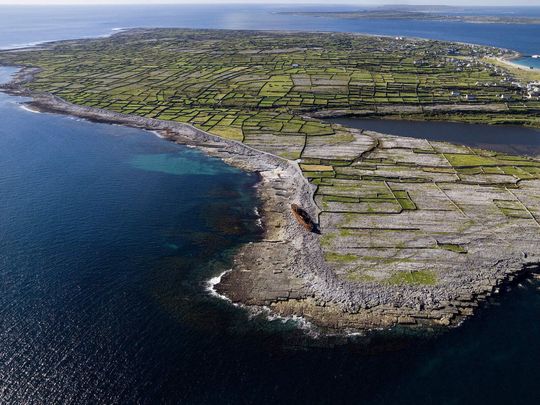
left=2, top=29, right=540, bottom=334
left=279, top=9, right=540, bottom=25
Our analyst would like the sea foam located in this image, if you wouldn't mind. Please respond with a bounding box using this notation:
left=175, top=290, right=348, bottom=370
left=20, top=105, right=41, bottom=114
left=205, top=270, right=317, bottom=336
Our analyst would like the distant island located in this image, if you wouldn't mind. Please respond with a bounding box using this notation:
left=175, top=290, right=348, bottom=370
left=1, top=29, right=540, bottom=334
left=279, top=8, right=540, bottom=25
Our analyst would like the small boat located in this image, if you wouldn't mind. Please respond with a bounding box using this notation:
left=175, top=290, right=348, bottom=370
left=291, top=204, right=319, bottom=233
left=532, top=55, right=540, bottom=59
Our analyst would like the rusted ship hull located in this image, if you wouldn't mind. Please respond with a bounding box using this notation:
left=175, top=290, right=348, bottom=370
left=291, top=204, right=318, bottom=233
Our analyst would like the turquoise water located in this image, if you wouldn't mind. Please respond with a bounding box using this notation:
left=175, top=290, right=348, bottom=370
left=515, top=56, right=540, bottom=70
left=0, top=67, right=272, bottom=402
left=129, top=152, right=240, bottom=176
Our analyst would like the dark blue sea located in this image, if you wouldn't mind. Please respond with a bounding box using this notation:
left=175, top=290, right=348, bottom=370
left=1, top=5, right=540, bottom=404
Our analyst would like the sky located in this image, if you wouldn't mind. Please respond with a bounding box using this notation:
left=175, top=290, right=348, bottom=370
left=0, top=0, right=537, bottom=6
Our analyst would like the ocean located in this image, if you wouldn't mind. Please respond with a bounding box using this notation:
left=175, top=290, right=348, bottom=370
left=1, top=5, right=540, bottom=404
left=0, top=4, right=540, bottom=54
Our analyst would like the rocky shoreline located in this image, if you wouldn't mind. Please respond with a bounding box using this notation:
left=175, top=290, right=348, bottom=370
left=0, top=66, right=339, bottom=330
left=2, top=66, right=540, bottom=335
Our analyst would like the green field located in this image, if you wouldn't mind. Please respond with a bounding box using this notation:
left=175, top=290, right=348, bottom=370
left=2, top=29, right=540, bottom=287
left=1, top=28, right=539, bottom=162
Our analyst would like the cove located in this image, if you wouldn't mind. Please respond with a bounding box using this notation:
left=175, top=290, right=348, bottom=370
left=328, top=117, right=540, bottom=157
left=514, top=56, right=540, bottom=70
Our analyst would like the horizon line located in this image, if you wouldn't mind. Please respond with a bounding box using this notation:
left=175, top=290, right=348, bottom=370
left=0, top=2, right=539, bottom=6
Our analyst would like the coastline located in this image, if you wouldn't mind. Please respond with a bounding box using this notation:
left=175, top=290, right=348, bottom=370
left=2, top=53, right=540, bottom=335
left=0, top=65, right=338, bottom=333
left=0, top=27, right=129, bottom=52
left=277, top=11, right=540, bottom=26
left=498, top=55, right=540, bottom=72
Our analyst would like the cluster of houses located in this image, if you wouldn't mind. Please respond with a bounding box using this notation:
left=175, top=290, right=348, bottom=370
left=449, top=90, right=477, bottom=101
left=400, top=42, right=537, bottom=102
left=450, top=91, right=516, bottom=102
left=448, top=52, right=540, bottom=101
left=527, top=82, right=540, bottom=99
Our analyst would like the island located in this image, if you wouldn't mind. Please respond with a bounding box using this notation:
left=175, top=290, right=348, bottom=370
left=279, top=8, right=540, bottom=25
left=1, top=29, right=539, bottom=334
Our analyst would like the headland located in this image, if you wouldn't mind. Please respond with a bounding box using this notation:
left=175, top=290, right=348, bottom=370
left=2, top=29, right=540, bottom=334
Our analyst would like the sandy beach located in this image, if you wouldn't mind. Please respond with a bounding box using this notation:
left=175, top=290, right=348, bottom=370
left=498, top=55, right=540, bottom=72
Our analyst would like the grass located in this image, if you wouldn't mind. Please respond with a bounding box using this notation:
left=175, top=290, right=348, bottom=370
left=324, top=252, right=358, bottom=263
left=361, top=256, right=414, bottom=265
left=437, top=242, right=467, bottom=254
left=386, top=270, right=437, bottom=286
left=300, top=164, right=334, bottom=172
left=3, top=29, right=538, bottom=150
left=397, top=198, right=417, bottom=210
left=209, top=126, right=244, bottom=141
left=346, top=271, right=376, bottom=282
left=444, top=153, right=499, bottom=167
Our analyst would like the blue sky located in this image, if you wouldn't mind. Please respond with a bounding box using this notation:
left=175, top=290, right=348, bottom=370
left=0, top=0, right=537, bottom=6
